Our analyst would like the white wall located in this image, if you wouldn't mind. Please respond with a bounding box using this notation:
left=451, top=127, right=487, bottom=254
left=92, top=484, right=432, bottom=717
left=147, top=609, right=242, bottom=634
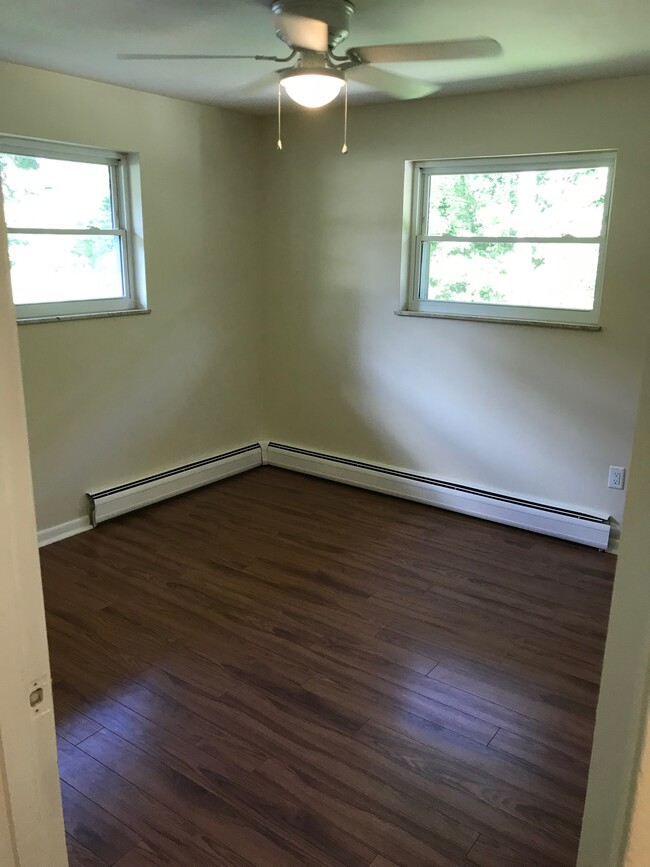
left=259, top=75, right=650, bottom=530
left=0, top=61, right=263, bottom=531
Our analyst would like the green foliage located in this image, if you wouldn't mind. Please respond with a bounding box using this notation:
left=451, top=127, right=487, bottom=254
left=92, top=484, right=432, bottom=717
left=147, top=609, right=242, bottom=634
left=10, top=155, right=39, bottom=171
left=0, top=153, right=40, bottom=174
left=433, top=280, right=468, bottom=300
left=428, top=171, right=521, bottom=303
left=438, top=175, right=484, bottom=235
left=98, top=194, right=112, bottom=226
left=531, top=245, right=545, bottom=270
left=71, top=195, right=114, bottom=264
left=71, top=236, right=114, bottom=267
left=426, top=166, right=608, bottom=304
left=534, top=171, right=552, bottom=212
left=436, top=172, right=520, bottom=239
left=431, top=276, right=505, bottom=303
left=7, top=235, right=27, bottom=269
left=0, top=153, right=40, bottom=203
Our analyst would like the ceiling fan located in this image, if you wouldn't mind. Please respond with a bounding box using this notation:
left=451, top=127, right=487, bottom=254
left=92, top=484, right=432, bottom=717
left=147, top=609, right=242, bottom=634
left=118, top=0, right=502, bottom=108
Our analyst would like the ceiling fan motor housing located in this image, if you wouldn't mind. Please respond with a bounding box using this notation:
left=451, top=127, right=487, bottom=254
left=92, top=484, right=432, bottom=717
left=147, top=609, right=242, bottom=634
left=271, top=0, right=355, bottom=49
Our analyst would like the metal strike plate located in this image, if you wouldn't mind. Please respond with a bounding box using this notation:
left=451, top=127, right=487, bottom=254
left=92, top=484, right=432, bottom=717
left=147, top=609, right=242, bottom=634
left=28, top=676, right=52, bottom=717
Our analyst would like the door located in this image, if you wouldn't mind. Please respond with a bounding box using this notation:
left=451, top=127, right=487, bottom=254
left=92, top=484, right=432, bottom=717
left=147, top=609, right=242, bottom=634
left=0, top=190, right=67, bottom=864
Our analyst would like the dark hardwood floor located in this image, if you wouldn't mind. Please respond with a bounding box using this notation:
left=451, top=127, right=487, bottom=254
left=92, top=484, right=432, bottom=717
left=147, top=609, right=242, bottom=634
left=40, top=467, right=616, bottom=867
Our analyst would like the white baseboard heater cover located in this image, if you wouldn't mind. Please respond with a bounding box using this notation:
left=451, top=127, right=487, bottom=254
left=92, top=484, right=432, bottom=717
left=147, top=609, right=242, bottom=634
left=88, top=443, right=262, bottom=525
left=267, top=442, right=611, bottom=550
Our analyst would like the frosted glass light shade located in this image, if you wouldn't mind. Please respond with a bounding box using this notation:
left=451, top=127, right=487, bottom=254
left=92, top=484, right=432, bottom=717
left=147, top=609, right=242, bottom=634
left=281, top=72, right=345, bottom=108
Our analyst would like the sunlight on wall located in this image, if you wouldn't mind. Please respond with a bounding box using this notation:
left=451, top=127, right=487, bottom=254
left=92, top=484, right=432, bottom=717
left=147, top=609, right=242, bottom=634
left=261, top=75, right=650, bottom=528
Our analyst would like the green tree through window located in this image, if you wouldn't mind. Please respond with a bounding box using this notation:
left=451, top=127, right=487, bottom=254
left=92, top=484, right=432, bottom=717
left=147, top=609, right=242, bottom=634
left=0, top=137, right=140, bottom=317
left=407, top=153, right=614, bottom=325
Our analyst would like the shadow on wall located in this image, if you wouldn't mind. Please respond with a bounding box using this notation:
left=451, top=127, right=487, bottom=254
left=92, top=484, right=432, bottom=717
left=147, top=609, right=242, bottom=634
left=262, top=115, right=639, bottom=524
left=263, top=150, right=401, bottom=473
left=353, top=320, right=632, bottom=502
left=19, top=108, right=262, bottom=529
left=21, top=284, right=237, bottom=524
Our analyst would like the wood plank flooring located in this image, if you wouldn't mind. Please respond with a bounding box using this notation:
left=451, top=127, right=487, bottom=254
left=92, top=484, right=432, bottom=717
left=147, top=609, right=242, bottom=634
left=40, top=467, right=616, bottom=867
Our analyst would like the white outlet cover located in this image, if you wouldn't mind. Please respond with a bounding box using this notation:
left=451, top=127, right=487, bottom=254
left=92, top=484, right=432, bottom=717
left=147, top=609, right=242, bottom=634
left=608, top=466, right=626, bottom=490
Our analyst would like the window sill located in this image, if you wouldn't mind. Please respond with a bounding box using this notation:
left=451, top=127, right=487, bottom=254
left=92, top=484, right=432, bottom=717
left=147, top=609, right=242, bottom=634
left=394, top=309, right=602, bottom=331
left=17, top=308, right=151, bottom=326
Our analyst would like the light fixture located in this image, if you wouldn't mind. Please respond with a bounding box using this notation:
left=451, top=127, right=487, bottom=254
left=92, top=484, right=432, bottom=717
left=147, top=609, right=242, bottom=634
left=280, top=68, right=345, bottom=108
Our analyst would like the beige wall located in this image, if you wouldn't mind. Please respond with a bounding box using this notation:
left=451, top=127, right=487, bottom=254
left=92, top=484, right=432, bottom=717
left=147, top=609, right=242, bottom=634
left=0, top=61, right=263, bottom=530
left=626, top=715, right=650, bottom=866
left=260, top=75, right=650, bottom=530
left=2, top=64, right=648, bottom=539
left=2, top=59, right=650, bottom=867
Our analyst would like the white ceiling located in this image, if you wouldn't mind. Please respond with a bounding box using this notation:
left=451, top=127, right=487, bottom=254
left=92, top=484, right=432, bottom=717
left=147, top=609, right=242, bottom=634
left=0, top=0, right=649, bottom=112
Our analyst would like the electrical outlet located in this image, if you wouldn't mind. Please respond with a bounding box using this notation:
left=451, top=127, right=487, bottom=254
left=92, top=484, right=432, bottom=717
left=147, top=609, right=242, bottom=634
left=608, top=466, right=626, bottom=490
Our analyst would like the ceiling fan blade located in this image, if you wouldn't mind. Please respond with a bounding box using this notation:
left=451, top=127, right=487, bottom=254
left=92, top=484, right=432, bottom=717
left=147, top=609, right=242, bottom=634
left=346, top=66, right=440, bottom=100
left=276, top=13, right=329, bottom=52
left=117, top=53, right=271, bottom=60
left=348, top=38, right=502, bottom=65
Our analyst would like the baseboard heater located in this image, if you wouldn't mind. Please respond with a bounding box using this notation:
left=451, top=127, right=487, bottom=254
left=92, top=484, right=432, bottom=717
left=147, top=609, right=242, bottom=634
left=88, top=443, right=262, bottom=525
left=267, top=442, right=611, bottom=550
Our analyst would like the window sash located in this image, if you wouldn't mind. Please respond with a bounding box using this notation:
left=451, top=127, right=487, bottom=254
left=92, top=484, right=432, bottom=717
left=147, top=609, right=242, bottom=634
left=0, top=136, right=122, bottom=166
left=14, top=296, right=136, bottom=320
left=10, top=231, right=129, bottom=315
left=8, top=228, right=126, bottom=236
left=0, top=137, right=140, bottom=318
left=406, top=151, right=616, bottom=325
left=416, top=151, right=616, bottom=178
left=417, top=235, right=606, bottom=244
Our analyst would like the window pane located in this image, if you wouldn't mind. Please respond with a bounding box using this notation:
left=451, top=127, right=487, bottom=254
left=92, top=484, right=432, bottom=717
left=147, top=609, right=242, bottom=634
left=427, top=167, right=609, bottom=238
left=9, top=234, right=124, bottom=304
left=423, top=241, right=600, bottom=310
left=0, top=153, right=114, bottom=229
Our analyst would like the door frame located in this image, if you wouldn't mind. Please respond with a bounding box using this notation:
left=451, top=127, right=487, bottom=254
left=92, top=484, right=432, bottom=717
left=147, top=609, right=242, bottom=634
left=578, top=341, right=650, bottom=867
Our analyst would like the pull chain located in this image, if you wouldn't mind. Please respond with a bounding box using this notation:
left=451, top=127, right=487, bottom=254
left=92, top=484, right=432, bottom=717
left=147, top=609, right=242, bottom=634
left=341, top=79, right=349, bottom=154
left=277, top=81, right=283, bottom=151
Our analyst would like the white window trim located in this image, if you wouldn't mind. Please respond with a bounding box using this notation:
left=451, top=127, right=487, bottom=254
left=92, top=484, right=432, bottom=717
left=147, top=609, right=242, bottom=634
left=0, top=135, right=146, bottom=321
left=400, top=150, right=616, bottom=327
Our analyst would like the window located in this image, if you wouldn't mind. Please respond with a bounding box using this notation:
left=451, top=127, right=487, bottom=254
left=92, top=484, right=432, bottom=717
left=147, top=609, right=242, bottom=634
left=0, top=136, right=145, bottom=320
left=403, top=151, right=616, bottom=326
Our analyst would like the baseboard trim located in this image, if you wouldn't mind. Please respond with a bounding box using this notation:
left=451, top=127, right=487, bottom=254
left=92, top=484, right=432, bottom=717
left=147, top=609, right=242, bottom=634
left=267, top=442, right=612, bottom=550
left=88, top=443, right=262, bottom=525
left=37, top=516, right=92, bottom=548
left=38, top=441, right=614, bottom=551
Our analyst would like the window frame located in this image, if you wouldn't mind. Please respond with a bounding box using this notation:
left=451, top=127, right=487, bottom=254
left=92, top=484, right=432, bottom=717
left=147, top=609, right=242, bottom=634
left=402, top=151, right=616, bottom=327
left=0, top=135, right=143, bottom=321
